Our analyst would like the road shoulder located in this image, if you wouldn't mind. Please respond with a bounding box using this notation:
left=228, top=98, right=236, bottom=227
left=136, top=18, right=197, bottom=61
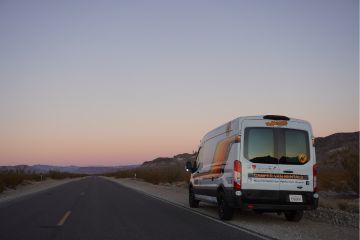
left=0, top=178, right=84, bottom=206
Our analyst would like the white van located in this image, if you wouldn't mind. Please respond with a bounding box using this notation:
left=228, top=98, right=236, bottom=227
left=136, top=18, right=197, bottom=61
left=186, top=115, right=318, bottom=221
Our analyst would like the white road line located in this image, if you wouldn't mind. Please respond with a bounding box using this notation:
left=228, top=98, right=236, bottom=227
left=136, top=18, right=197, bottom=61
left=57, top=210, right=71, bottom=226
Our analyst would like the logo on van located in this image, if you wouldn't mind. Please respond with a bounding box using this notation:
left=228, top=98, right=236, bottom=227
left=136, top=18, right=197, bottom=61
left=265, top=120, right=288, bottom=126
left=248, top=173, right=309, bottom=180
left=298, top=153, right=308, bottom=164
left=251, top=164, right=256, bottom=170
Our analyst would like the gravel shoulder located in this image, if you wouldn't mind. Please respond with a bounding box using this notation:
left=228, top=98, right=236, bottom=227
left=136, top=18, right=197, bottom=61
left=105, top=177, right=359, bottom=240
left=0, top=178, right=83, bottom=206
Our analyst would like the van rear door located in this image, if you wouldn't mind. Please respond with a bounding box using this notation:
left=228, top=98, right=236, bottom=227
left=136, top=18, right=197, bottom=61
left=277, top=121, right=314, bottom=192
left=240, top=120, right=280, bottom=198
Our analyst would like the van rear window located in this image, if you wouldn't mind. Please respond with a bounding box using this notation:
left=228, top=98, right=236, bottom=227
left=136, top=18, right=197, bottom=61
left=244, top=128, right=277, bottom=164
left=244, top=128, right=310, bottom=165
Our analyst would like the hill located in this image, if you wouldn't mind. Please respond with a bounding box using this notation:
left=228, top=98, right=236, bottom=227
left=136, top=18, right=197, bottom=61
left=315, top=132, right=359, bottom=170
left=314, top=132, right=359, bottom=193
left=141, top=153, right=196, bottom=168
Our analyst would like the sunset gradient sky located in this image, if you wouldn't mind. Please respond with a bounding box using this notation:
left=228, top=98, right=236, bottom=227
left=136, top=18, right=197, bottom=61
left=0, top=0, right=358, bottom=166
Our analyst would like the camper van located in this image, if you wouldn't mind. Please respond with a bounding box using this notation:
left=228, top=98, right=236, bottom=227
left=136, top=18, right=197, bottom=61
left=186, top=115, right=318, bottom=221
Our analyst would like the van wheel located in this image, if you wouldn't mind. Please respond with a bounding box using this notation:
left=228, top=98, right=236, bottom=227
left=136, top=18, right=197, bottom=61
left=189, top=187, right=199, bottom=208
left=284, top=210, right=303, bottom=222
left=217, top=191, right=234, bottom=220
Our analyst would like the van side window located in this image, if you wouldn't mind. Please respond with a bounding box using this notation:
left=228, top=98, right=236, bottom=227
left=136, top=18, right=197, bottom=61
left=195, top=147, right=203, bottom=169
left=203, top=139, right=217, bottom=166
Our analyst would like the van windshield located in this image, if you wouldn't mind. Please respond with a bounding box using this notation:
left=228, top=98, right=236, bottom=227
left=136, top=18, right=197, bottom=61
left=244, top=127, right=310, bottom=165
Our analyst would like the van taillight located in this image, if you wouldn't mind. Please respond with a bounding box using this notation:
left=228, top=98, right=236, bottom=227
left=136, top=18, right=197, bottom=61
left=313, top=164, right=317, bottom=192
left=234, top=160, right=241, bottom=190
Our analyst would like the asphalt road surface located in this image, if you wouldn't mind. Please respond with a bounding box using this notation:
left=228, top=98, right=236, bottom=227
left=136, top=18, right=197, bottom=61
left=0, top=176, right=265, bottom=240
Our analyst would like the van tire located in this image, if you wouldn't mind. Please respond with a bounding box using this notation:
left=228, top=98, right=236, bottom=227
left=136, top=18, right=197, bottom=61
left=217, top=191, right=234, bottom=220
left=189, top=187, right=199, bottom=208
left=284, top=210, right=303, bottom=222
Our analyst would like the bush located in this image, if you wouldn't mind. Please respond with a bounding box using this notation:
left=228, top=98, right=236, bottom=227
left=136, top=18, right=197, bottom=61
left=0, top=180, right=4, bottom=193
left=0, top=170, right=26, bottom=189
left=318, top=170, right=348, bottom=192
left=47, top=171, right=67, bottom=179
left=0, top=170, right=86, bottom=193
left=319, top=148, right=359, bottom=194
left=106, top=165, right=191, bottom=185
left=342, top=153, right=359, bottom=194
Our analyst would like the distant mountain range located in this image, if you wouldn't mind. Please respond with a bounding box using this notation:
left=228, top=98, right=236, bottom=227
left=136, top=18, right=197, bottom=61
left=1, top=132, right=358, bottom=174
left=0, top=164, right=139, bottom=174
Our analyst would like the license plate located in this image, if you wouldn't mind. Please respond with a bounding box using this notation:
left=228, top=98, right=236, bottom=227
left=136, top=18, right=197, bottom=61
left=289, top=194, right=303, bottom=202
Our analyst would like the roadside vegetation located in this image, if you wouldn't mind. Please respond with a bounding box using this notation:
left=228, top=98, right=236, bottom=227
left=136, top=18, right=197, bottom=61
left=318, top=148, right=359, bottom=194
left=0, top=170, right=87, bottom=193
left=105, top=164, right=190, bottom=185
left=317, top=148, right=359, bottom=213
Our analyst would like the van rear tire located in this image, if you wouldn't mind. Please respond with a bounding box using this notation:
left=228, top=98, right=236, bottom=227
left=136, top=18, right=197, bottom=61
left=217, top=191, right=234, bottom=220
left=284, top=210, right=303, bottom=222
left=189, top=187, right=199, bottom=208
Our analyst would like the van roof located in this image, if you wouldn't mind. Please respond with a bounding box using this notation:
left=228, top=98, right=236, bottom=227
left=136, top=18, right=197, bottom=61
left=200, top=115, right=312, bottom=144
left=241, top=115, right=309, bottom=124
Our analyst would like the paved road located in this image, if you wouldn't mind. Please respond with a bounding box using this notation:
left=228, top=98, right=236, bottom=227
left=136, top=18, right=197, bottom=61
left=0, top=177, right=264, bottom=240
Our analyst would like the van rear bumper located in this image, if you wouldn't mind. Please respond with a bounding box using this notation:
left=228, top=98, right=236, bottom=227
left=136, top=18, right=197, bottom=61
left=224, top=189, right=318, bottom=211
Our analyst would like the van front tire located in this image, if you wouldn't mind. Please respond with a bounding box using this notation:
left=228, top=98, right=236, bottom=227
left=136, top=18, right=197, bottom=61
left=217, top=191, right=234, bottom=220
left=284, top=210, right=303, bottom=222
left=189, top=187, right=199, bottom=208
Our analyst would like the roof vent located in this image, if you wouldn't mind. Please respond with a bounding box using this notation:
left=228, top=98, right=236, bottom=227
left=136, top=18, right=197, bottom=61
left=263, top=115, right=290, bottom=121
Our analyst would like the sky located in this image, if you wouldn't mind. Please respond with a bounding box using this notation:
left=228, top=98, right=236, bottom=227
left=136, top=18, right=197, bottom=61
left=0, top=0, right=358, bottom=166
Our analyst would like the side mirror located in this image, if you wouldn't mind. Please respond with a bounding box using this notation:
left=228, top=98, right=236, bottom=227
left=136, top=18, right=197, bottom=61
left=185, top=161, right=194, bottom=173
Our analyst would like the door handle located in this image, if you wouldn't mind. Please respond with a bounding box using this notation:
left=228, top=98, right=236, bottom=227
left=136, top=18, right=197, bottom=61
left=283, top=170, right=293, bottom=173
